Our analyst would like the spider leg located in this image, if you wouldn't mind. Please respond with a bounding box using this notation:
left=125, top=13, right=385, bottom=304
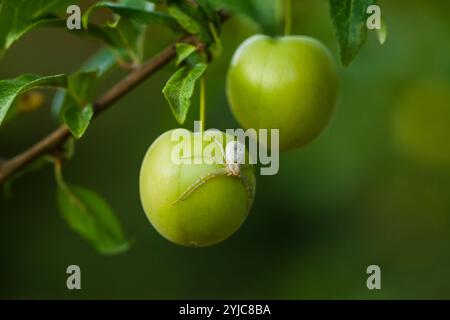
left=179, top=155, right=215, bottom=161
left=211, top=135, right=226, bottom=164
left=172, top=168, right=229, bottom=204
left=239, top=174, right=255, bottom=214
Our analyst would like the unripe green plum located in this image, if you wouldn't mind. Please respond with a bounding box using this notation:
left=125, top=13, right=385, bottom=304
left=139, top=129, right=256, bottom=247
left=227, top=35, right=339, bottom=151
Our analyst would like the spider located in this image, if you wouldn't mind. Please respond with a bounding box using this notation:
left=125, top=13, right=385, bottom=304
left=172, top=137, right=254, bottom=208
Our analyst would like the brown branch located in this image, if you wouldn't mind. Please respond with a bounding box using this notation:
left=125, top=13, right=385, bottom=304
left=0, top=11, right=231, bottom=185
left=0, top=27, right=228, bottom=184
left=0, top=40, right=181, bottom=184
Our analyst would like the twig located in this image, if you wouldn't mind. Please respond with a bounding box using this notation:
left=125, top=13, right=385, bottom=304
left=0, top=37, right=189, bottom=184
left=0, top=11, right=231, bottom=185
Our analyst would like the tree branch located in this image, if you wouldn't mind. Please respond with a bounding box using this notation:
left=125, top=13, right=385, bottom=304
left=0, top=10, right=231, bottom=185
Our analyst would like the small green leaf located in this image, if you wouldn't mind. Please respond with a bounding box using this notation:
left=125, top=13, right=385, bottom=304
left=52, top=90, right=67, bottom=119
left=163, top=63, right=207, bottom=124
left=68, top=70, right=99, bottom=106
left=210, top=0, right=282, bottom=36
left=168, top=4, right=212, bottom=43
left=52, top=48, right=117, bottom=119
left=83, top=0, right=179, bottom=31
left=0, top=74, right=67, bottom=126
left=82, top=47, right=119, bottom=76
left=56, top=181, right=130, bottom=255
left=196, top=0, right=221, bottom=31
left=83, top=1, right=146, bottom=62
left=83, top=0, right=181, bottom=62
left=168, top=5, right=203, bottom=35
left=175, top=43, right=197, bottom=67
left=54, top=70, right=98, bottom=138
left=62, top=101, right=94, bottom=139
left=183, top=51, right=205, bottom=66
left=0, top=0, right=76, bottom=55
left=329, top=0, right=377, bottom=66
left=113, top=16, right=146, bottom=62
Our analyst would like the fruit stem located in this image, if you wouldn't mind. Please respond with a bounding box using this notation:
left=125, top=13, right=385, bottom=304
left=53, top=157, right=66, bottom=189
left=199, top=77, right=206, bottom=132
left=284, top=0, right=292, bottom=36
left=209, top=22, right=223, bottom=58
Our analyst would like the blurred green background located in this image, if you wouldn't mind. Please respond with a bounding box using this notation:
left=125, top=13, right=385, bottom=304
left=1, top=0, right=450, bottom=299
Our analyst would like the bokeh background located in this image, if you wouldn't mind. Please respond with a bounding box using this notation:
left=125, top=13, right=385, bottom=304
left=1, top=0, right=450, bottom=299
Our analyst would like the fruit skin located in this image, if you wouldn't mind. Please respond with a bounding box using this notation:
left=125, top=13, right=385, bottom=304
left=139, top=129, right=256, bottom=247
left=227, top=34, right=339, bottom=151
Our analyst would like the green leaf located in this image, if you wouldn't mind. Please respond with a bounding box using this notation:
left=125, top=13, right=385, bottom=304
left=89, top=25, right=143, bottom=64
left=329, top=0, right=377, bottom=66
left=52, top=48, right=118, bottom=119
left=197, top=0, right=220, bottom=19
left=56, top=182, right=130, bottom=255
left=0, top=74, right=67, bottom=126
left=83, top=0, right=179, bottom=31
left=210, top=0, right=282, bottom=35
left=82, top=47, right=119, bottom=76
left=2, top=91, right=46, bottom=124
left=168, top=5, right=203, bottom=35
left=62, top=101, right=94, bottom=139
left=167, top=3, right=212, bottom=43
left=175, top=43, right=197, bottom=67
left=163, top=63, right=207, bottom=124
left=56, top=70, right=98, bottom=139
left=83, top=0, right=181, bottom=62
left=83, top=0, right=147, bottom=62
left=0, top=0, right=77, bottom=55
left=68, top=70, right=99, bottom=106
left=196, top=0, right=221, bottom=31
left=166, top=0, right=222, bottom=55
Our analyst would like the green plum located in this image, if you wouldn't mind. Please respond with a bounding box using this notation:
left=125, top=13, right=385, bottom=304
left=139, top=129, right=256, bottom=247
left=227, top=34, right=339, bottom=151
